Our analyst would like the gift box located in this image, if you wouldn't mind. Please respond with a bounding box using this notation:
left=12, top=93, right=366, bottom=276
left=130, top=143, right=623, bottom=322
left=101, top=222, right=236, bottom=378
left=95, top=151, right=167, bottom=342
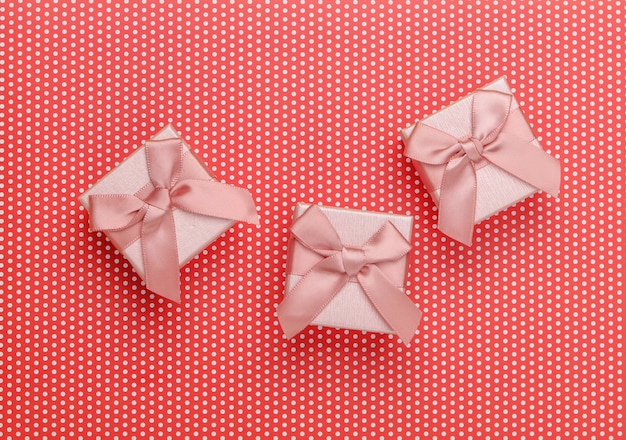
left=79, top=124, right=259, bottom=303
left=277, top=203, right=422, bottom=345
left=401, top=77, right=560, bottom=245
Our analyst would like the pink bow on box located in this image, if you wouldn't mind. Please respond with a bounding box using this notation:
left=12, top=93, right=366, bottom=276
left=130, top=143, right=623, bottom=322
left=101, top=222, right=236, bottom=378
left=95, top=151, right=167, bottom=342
left=88, top=137, right=259, bottom=303
left=404, top=88, right=560, bottom=245
left=277, top=205, right=422, bottom=345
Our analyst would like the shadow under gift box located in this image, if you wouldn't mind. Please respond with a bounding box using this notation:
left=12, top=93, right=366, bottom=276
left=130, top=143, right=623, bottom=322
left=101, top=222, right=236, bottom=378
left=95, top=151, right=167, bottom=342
left=78, top=124, right=237, bottom=297
left=283, top=203, right=421, bottom=341
left=401, top=77, right=560, bottom=244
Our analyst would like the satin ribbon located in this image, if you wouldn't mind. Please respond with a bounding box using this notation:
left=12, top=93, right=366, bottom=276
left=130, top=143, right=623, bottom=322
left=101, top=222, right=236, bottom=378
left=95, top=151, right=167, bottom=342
left=277, top=205, right=422, bottom=345
left=404, top=89, right=560, bottom=245
left=88, top=138, right=259, bottom=303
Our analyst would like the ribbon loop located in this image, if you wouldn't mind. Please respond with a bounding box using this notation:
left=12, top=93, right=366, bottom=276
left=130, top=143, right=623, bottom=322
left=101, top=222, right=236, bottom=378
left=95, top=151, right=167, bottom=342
left=277, top=205, right=421, bottom=345
left=404, top=89, right=560, bottom=245
left=89, top=137, right=259, bottom=302
left=145, top=139, right=183, bottom=189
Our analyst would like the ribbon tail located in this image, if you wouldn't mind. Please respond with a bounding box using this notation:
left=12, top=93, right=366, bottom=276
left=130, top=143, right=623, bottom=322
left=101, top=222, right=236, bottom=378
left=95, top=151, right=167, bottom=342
left=485, top=133, right=561, bottom=197
left=141, top=207, right=181, bottom=303
left=277, top=254, right=349, bottom=339
left=357, top=265, right=422, bottom=346
left=437, top=156, right=477, bottom=245
left=172, top=179, right=259, bottom=225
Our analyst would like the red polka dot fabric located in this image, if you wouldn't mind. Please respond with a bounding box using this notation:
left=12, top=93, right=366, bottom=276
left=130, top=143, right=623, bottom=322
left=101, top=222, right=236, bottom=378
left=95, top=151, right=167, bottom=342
left=1, top=2, right=624, bottom=439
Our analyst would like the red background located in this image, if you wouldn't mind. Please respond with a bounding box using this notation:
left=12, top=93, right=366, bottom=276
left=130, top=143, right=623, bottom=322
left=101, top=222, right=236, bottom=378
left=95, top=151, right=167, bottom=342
left=1, top=1, right=624, bottom=439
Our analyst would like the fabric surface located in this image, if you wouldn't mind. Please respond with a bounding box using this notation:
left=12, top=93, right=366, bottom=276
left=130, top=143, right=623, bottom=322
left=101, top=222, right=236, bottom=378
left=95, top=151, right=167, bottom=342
left=0, top=1, right=623, bottom=439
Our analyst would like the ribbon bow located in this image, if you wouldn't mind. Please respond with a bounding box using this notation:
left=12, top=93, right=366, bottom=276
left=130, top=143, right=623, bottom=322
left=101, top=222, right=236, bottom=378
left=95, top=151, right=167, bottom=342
left=277, top=205, right=422, bottom=345
left=404, top=90, right=560, bottom=245
left=88, top=138, right=259, bottom=303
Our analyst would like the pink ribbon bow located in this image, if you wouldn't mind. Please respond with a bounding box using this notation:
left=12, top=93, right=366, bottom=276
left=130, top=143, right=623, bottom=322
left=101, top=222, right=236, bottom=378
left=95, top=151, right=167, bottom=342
left=277, top=205, right=422, bottom=345
left=404, top=89, right=560, bottom=245
left=88, top=138, right=259, bottom=303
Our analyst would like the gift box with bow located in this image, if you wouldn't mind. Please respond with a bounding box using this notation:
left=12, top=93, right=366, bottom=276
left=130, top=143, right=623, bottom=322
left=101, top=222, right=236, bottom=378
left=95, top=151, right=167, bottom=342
left=277, top=203, right=422, bottom=345
left=79, top=124, right=259, bottom=303
left=401, top=77, right=560, bottom=245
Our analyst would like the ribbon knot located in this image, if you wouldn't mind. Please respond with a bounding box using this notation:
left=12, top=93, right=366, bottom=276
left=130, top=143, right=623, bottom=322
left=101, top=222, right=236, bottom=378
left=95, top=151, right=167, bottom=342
left=88, top=137, right=259, bottom=303
left=144, top=187, right=172, bottom=211
left=404, top=89, right=560, bottom=245
left=460, top=137, right=484, bottom=162
left=341, top=246, right=366, bottom=276
left=276, top=205, right=422, bottom=345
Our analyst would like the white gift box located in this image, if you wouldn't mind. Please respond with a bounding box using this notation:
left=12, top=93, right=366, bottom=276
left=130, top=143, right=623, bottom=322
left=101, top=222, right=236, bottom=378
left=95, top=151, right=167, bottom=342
left=79, top=124, right=235, bottom=282
left=285, top=203, right=418, bottom=335
left=401, top=77, right=548, bottom=226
